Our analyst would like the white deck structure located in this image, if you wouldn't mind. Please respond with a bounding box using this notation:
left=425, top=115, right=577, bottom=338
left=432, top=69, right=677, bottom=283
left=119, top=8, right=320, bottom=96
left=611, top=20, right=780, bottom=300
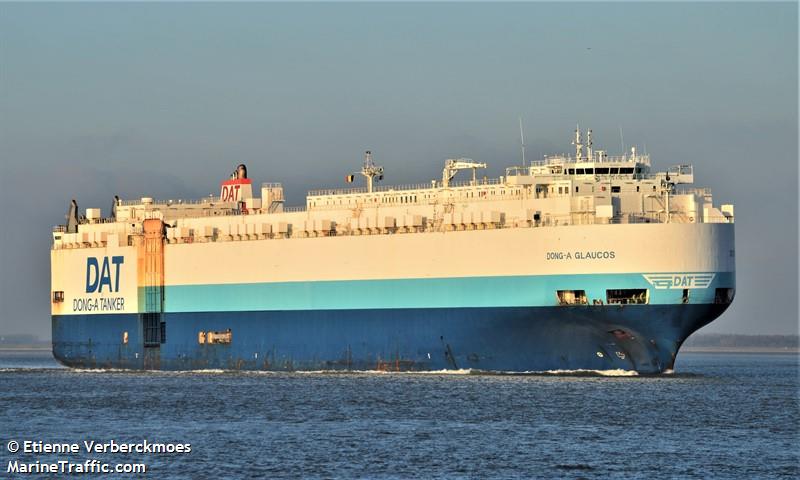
left=52, top=129, right=733, bottom=249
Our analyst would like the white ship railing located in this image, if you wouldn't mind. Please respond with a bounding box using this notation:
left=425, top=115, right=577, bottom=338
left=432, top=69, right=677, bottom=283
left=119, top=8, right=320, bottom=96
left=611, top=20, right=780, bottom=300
left=283, top=205, right=307, bottom=213
left=118, top=197, right=218, bottom=207
left=506, top=169, right=661, bottom=180
left=678, top=187, right=712, bottom=196
left=308, top=178, right=503, bottom=197
left=529, top=154, right=651, bottom=166
left=447, top=178, right=503, bottom=188
left=52, top=210, right=733, bottom=249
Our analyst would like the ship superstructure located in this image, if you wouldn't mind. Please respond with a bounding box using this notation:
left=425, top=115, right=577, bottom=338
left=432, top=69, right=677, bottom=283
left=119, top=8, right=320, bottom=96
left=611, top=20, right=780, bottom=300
left=51, top=128, right=735, bottom=372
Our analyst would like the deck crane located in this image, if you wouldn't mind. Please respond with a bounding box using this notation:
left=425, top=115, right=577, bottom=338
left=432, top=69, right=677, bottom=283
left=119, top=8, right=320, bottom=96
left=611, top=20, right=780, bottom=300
left=441, top=158, right=487, bottom=187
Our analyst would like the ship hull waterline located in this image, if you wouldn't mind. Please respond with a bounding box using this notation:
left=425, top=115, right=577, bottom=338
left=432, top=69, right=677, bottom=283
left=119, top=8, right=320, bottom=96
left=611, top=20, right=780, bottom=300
left=52, top=303, right=730, bottom=374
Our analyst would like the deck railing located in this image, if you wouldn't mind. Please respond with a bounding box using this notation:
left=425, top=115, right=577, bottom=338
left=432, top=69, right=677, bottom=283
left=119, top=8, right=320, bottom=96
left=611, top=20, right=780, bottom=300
left=528, top=154, right=651, bottom=167
left=678, top=187, right=712, bottom=196
left=307, top=178, right=504, bottom=197
left=118, top=197, right=219, bottom=207
left=52, top=209, right=733, bottom=249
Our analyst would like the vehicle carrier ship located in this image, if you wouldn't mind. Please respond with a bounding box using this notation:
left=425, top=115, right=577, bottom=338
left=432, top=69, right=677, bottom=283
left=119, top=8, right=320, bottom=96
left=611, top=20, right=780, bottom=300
left=51, top=128, right=735, bottom=373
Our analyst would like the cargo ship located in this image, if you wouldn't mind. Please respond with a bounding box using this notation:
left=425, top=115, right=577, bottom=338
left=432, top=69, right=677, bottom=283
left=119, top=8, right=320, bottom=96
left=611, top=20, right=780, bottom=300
left=51, top=128, right=735, bottom=373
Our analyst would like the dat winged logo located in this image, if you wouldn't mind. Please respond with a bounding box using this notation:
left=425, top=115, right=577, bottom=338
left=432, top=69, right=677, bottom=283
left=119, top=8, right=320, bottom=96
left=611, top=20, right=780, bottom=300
left=643, top=273, right=715, bottom=290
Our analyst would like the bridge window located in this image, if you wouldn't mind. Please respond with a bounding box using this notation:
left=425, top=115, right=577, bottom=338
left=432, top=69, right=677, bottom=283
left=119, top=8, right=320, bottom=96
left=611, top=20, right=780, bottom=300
left=611, top=186, right=621, bottom=193
left=557, top=290, right=588, bottom=305
left=596, top=168, right=609, bottom=174
left=585, top=168, right=594, bottom=175
left=576, top=168, right=585, bottom=175
left=606, top=289, right=649, bottom=305
left=568, top=169, right=575, bottom=175
left=620, top=167, right=634, bottom=174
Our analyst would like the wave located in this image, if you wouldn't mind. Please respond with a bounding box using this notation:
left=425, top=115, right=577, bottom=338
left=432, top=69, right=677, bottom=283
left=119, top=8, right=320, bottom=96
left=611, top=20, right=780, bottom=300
left=0, top=366, right=66, bottom=372
left=69, top=368, right=132, bottom=373
left=244, top=368, right=632, bottom=377
left=527, top=368, right=639, bottom=377
left=3, top=366, right=647, bottom=377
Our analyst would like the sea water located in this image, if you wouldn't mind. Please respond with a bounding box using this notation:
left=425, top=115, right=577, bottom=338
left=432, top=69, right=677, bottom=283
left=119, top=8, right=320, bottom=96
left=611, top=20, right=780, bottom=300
left=0, top=350, right=797, bottom=479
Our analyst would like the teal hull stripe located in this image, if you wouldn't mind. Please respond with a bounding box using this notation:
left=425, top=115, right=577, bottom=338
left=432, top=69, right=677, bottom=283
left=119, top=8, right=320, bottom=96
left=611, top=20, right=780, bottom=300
left=163, top=272, right=735, bottom=313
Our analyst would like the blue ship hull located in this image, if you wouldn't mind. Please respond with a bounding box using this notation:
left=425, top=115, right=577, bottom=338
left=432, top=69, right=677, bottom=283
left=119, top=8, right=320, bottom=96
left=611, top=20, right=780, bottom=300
left=52, top=303, right=730, bottom=374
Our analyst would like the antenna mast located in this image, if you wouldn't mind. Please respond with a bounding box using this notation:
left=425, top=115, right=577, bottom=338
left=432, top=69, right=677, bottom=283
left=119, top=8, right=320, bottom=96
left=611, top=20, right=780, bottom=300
left=586, top=128, right=593, bottom=161
left=360, top=150, right=384, bottom=193
left=573, top=125, right=583, bottom=160
left=518, top=116, right=526, bottom=167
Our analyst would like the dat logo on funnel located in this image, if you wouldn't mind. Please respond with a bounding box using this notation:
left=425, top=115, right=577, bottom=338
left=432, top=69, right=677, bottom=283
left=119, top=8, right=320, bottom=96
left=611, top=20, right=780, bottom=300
left=86, top=256, right=124, bottom=293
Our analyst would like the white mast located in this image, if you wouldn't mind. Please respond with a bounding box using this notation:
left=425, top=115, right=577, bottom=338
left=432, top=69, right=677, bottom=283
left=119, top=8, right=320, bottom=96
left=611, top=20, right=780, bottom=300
left=573, top=125, right=583, bottom=160
left=360, top=151, right=384, bottom=193
left=518, top=116, right=526, bottom=167
left=586, top=128, right=593, bottom=161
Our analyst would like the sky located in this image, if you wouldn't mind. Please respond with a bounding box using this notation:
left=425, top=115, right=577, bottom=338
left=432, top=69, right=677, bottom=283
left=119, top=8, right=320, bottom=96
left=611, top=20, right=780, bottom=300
left=0, top=2, right=797, bottom=338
